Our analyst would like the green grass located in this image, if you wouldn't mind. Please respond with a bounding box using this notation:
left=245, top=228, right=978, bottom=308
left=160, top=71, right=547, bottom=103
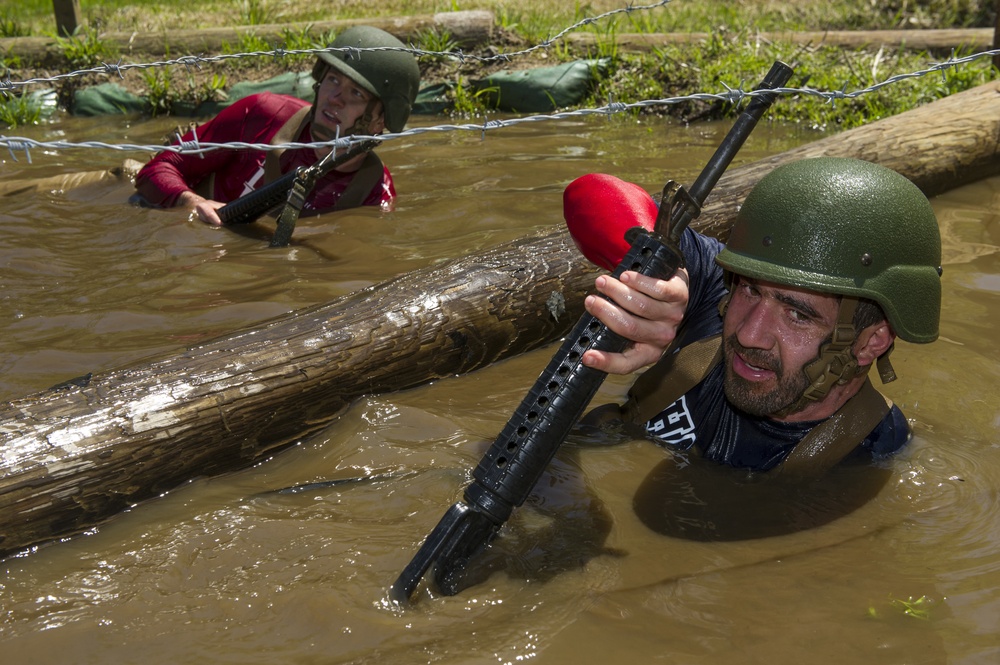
left=0, top=92, right=45, bottom=127
left=582, top=29, right=996, bottom=130
left=2, top=0, right=996, bottom=130
left=6, top=0, right=996, bottom=36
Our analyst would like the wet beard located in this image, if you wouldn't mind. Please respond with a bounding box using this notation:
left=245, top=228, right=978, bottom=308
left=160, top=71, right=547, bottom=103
left=722, top=333, right=811, bottom=418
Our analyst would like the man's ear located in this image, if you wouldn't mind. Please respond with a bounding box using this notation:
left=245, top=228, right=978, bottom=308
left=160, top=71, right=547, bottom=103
left=854, top=322, right=895, bottom=367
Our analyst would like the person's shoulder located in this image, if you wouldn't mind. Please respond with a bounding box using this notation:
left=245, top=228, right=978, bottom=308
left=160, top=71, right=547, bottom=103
left=241, top=91, right=309, bottom=113
left=680, top=226, right=724, bottom=256
left=676, top=226, right=726, bottom=337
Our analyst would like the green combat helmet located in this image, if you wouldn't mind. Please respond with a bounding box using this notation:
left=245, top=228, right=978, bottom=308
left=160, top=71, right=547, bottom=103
left=312, top=26, right=421, bottom=134
left=716, top=157, right=942, bottom=408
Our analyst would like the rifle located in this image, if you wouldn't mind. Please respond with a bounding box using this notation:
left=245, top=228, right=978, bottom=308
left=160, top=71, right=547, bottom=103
left=389, top=61, right=794, bottom=604
left=216, top=138, right=381, bottom=239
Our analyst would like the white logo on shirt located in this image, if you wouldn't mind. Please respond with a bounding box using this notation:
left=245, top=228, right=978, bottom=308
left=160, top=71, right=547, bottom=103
left=239, top=165, right=266, bottom=197
left=647, top=395, right=697, bottom=447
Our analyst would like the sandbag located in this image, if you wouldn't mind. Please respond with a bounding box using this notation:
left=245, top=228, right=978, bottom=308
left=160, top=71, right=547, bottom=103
left=72, top=72, right=315, bottom=118
left=69, top=61, right=608, bottom=118
left=472, top=58, right=609, bottom=112
left=72, top=83, right=148, bottom=116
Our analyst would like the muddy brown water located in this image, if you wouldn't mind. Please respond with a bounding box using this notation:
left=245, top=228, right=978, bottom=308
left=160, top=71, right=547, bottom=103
left=0, top=113, right=998, bottom=664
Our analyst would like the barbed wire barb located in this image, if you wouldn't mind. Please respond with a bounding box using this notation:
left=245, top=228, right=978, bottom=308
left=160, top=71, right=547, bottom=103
left=178, top=124, right=205, bottom=160
left=102, top=59, right=126, bottom=79
left=3, top=136, right=32, bottom=163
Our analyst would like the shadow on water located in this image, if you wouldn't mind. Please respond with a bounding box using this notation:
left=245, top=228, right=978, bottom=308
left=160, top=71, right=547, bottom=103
left=429, top=445, right=627, bottom=596
left=449, top=437, right=891, bottom=592
left=633, top=450, right=893, bottom=542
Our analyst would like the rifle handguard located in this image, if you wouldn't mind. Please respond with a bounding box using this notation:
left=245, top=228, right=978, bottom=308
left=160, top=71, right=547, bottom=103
left=217, top=169, right=300, bottom=226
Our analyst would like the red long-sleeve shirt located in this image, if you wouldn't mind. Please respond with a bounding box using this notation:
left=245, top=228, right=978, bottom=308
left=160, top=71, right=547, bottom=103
left=134, top=92, right=394, bottom=213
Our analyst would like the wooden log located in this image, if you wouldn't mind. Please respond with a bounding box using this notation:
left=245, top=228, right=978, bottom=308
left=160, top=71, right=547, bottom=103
left=0, top=11, right=494, bottom=67
left=1, top=80, right=998, bottom=557
left=0, top=232, right=599, bottom=556
left=567, top=28, right=994, bottom=53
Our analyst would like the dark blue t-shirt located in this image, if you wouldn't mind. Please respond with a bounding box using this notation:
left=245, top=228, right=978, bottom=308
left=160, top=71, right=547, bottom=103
left=643, top=228, right=910, bottom=471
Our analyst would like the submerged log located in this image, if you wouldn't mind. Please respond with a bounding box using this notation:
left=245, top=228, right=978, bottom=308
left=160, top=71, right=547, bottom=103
left=1, top=81, right=998, bottom=557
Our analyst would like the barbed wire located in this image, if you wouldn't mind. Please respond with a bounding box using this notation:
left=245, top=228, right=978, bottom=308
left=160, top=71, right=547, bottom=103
left=1, top=47, right=996, bottom=164
left=1, top=0, right=997, bottom=165
left=0, top=0, right=673, bottom=91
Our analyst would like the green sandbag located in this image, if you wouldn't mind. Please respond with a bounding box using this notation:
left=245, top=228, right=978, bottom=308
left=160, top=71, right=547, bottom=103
left=72, top=83, right=149, bottom=116
left=472, top=58, right=609, bottom=112
left=70, top=60, right=608, bottom=118
left=412, top=82, right=453, bottom=115
left=184, top=71, right=316, bottom=116
left=72, top=71, right=315, bottom=118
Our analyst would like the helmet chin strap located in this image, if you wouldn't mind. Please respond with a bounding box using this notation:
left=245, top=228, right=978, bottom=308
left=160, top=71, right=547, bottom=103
left=775, top=295, right=897, bottom=418
left=789, top=296, right=861, bottom=402
left=719, top=282, right=898, bottom=419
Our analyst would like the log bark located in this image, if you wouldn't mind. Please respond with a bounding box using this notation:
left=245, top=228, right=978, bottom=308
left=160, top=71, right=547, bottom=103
left=567, top=28, right=994, bottom=53
left=0, top=11, right=494, bottom=67
left=1, top=80, right=998, bottom=557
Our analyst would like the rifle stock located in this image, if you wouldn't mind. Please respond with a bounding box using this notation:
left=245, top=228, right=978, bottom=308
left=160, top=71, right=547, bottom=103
left=390, top=61, right=794, bottom=604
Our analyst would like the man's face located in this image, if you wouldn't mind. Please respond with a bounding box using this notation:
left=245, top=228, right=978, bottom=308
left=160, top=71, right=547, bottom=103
left=314, top=69, right=385, bottom=136
left=722, top=275, right=841, bottom=420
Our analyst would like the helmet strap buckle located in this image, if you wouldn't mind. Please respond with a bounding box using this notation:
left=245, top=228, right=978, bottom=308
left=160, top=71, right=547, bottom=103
left=875, top=342, right=897, bottom=384
left=776, top=296, right=861, bottom=417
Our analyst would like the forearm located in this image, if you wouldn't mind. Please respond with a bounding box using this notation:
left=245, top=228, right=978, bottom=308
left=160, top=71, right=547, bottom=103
left=134, top=159, right=200, bottom=208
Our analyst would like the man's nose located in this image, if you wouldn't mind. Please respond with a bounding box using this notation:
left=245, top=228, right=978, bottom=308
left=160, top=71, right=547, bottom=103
left=735, top=301, right=775, bottom=349
left=324, top=85, right=344, bottom=104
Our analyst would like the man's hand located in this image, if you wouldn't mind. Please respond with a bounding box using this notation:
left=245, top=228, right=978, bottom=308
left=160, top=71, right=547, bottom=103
left=582, top=268, right=689, bottom=375
left=177, top=190, right=226, bottom=226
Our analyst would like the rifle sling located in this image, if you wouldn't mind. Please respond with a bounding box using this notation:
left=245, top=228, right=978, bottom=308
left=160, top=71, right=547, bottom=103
left=332, top=151, right=384, bottom=211
left=263, top=105, right=312, bottom=185
left=268, top=148, right=384, bottom=247
left=622, top=335, right=723, bottom=424
left=779, top=378, right=891, bottom=477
